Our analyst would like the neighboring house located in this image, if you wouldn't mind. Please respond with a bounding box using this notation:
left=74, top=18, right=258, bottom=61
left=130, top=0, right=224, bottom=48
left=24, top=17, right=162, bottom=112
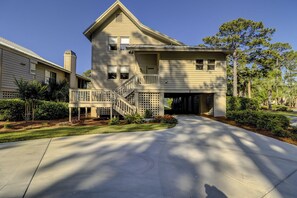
left=69, top=1, right=232, bottom=119
left=0, top=37, right=90, bottom=99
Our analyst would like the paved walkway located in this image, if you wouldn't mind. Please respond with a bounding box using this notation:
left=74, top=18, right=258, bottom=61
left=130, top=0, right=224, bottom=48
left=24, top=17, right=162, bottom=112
left=1, top=115, right=297, bottom=198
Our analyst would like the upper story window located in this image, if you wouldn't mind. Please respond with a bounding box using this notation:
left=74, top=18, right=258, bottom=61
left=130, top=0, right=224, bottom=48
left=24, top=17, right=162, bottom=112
left=115, top=13, right=123, bottom=22
left=196, top=59, right=203, bottom=70
left=207, top=59, right=215, bottom=70
left=30, top=63, right=36, bottom=75
left=45, top=70, right=57, bottom=84
left=120, top=66, right=129, bottom=79
left=120, top=37, right=130, bottom=50
left=108, top=66, right=117, bottom=79
left=108, top=36, right=118, bottom=51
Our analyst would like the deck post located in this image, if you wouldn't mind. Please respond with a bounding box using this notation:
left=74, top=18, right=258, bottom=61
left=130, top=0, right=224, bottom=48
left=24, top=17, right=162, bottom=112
left=69, top=107, right=72, bottom=122
left=78, top=107, right=81, bottom=121
left=85, top=107, right=88, bottom=118
left=110, top=106, right=113, bottom=119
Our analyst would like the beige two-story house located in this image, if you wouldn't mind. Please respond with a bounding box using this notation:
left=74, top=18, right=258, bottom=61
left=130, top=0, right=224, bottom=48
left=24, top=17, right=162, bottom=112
left=0, top=37, right=90, bottom=99
left=69, top=1, right=232, bottom=119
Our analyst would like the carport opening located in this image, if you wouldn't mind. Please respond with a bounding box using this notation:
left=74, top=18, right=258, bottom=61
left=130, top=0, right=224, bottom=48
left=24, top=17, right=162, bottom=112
left=164, top=93, right=214, bottom=115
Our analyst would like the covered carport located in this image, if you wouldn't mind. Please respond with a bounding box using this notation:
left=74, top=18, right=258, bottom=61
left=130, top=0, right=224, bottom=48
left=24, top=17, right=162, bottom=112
left=164, top=93, right=214, bottom=115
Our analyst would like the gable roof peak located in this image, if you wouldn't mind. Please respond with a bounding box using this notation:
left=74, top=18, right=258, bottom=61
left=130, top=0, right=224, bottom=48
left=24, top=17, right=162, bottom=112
left=83, top=1, right=184, bottom=45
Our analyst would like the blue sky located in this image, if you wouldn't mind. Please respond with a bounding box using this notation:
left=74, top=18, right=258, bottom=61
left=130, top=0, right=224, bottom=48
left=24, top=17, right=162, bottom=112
left=1, top=0, right=296, bottom=74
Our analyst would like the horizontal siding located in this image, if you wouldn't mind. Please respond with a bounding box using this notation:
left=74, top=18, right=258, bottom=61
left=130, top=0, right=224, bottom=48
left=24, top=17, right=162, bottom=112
left=159, top=59, right=226, bottom=91
left=36, top=63, right=68, bottom=83
left=92, top=10, right=167, bottom=89
left=1, top=49, right=32, bottom=89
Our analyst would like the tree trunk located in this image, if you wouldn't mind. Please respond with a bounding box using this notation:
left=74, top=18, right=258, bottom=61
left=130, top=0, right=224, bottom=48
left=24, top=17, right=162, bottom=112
left=247, top=80, right=251, bottom=98
left=233, top=50, right=238, bottom=97
left=268, top=90, right=272, bottom=110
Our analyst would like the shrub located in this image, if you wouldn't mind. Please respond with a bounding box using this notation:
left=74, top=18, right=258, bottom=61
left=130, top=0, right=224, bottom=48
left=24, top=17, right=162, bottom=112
left=0, top=99, right=25, bottom=121
left=152, top=115, right=178, bottom=124
left=227, top=96, right=260, bottom=111
left=272, top=127, right=289, bottom=137
left=227, top=110, right=290, bottom=132
left=272, top=105, right=288, bottom=112
left=124, top=113, right=144, bottom=124
left=35, top=101, right=68, bottom=120
left=108, top=117, right=120, bottom=125
left=144, top=109, right=153, bottom=118
left=291, top=126, right=297, bottom=134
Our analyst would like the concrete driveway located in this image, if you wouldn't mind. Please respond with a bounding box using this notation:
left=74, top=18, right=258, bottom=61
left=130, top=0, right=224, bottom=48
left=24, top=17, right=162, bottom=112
left=1, top=115, right=297, bottom=198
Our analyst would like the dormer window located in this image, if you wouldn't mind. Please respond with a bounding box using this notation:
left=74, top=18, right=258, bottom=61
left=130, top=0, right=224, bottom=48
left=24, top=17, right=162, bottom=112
left=115, top=13, right=123, bottom=22
left=108, top=36, right=118, bottom=51
left=120, top=37, right=130, bottom=50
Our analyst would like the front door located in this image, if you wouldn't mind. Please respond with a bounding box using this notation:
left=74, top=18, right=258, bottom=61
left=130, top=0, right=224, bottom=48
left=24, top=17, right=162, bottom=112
left=146, top=66, right=158, bottom=74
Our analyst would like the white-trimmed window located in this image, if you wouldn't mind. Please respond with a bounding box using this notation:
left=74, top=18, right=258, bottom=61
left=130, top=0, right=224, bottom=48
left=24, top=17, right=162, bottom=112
left=120, top=37, right=130, bottom=50
left=115, top=13, right=123, bottom=22
left=108, top=66, right=117, bottom=79
left=45, top=70, right=57, bottom=84
left=207, top=59, right=215, bottom=70
left=196, top=59, right=203, bottom=70
left=120, top=66, right=129, bottom=79
left=45, top=70, right=51, bottom=84
left=30, top=63, right=36, bottom=74
left=108, top=36, right=118, bottom=51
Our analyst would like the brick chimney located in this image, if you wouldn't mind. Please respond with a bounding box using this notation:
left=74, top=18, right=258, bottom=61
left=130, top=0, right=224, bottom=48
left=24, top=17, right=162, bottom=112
left=64, top=50, right=77, bottom=88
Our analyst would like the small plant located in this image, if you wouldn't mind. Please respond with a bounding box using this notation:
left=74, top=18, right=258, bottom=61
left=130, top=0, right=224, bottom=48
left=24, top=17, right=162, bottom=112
left=152, top=115, right=178, bottom=124
left=144, top=109, right=153, bottom=118
left=124, top=113, right=144, bottom=124
left=109, top=117, right=120, bottom=125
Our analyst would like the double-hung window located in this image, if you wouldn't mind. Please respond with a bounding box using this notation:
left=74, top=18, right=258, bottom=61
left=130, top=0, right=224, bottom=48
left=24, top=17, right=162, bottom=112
left=196, top=59, right=203, bottom=70
left=207, top=59, right=215, bottom=70
left=108, top=66, right=117, bottom=79
left=108, top=37, right=118, bottom=51
left=120, top=66, right=129, bottom=79
left=120, top=37, right=130, bottom=50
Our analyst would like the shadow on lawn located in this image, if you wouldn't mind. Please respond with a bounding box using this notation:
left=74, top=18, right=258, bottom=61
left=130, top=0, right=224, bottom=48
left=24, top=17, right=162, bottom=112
left=22, top=115, right=297, bottom=197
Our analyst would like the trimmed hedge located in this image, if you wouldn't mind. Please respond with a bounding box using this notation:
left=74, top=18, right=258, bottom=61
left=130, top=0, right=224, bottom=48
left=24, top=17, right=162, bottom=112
left=0, top=99, right=25, bottom=121
left=35, top=101, right=68, bottom=120
left=227, top=96, right=260, bottom=111
left=227, top=110, right=290, bottom=137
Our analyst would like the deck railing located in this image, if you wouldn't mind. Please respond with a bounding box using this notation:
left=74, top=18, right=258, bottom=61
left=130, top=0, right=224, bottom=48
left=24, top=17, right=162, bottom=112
left=141, top=74, right=159, bottom=85
left=69, top=89, right=136, bottom=115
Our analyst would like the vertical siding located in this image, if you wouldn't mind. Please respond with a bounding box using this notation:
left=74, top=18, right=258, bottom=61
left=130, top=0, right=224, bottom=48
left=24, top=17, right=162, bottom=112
left=1, top=50, right=32, bottom=89
left=91, top=10, right=168, bottom=89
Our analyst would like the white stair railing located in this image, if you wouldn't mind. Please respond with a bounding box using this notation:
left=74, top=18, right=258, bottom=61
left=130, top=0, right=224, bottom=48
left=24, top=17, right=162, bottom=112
left=115, top=75, right=138, bottom=97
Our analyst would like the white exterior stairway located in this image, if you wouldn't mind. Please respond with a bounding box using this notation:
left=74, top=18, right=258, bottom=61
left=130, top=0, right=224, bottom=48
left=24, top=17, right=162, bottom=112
left=69, top=74, right=159, bottom=118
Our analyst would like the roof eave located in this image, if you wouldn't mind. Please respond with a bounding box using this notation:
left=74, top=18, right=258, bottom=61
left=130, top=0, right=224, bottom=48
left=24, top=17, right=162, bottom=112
left=83, top=1, right=184, bottom=45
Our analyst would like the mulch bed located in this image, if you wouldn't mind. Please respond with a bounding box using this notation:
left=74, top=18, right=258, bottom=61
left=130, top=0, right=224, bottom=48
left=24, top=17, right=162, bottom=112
left=0, top=117, right=110, bottom=133
left=202, top=115, right=297, bottom=146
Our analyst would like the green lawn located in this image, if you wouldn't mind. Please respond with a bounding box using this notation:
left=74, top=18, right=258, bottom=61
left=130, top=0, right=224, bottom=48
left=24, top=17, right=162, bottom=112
left=0, top=123, right=175, bottom=143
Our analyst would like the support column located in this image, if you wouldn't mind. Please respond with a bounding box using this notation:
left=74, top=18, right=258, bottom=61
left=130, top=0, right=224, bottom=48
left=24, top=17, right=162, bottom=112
left=134, top=91, right=139, bottom=113
left=78, top=108, right=81, bottom=121
left=214, top=92, right=226, bottom=117
left=85, top=107, right=88, bottom=118
left=110, top=106, right=113, bottom=119
left=159, top=92, right=164, bottom=116
left=69, top=107, right=72, bottom=122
